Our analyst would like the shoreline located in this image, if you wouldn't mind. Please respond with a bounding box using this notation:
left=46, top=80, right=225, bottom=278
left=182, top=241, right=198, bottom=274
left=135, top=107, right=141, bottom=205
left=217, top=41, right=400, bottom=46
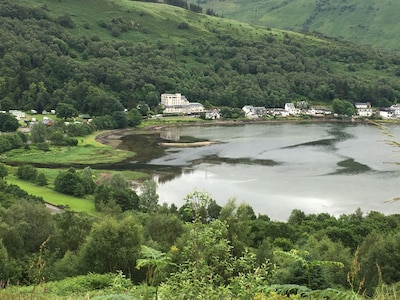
left=94, top=117, right=379, bottom=148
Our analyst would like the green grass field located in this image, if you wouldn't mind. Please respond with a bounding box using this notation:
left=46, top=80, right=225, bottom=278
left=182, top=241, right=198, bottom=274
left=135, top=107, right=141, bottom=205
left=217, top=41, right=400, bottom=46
left=7, top=176, right=97, bottom=214
left=0, top=130, right=135, bottom=165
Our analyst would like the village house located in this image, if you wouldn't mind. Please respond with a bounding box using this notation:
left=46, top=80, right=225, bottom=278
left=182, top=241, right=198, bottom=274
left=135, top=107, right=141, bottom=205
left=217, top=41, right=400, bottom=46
left=379, top=104, right=400, bottom=119
left=242, top=106, right=269, bottom=118
left=272, top=108, right=290, bottom=117
left=355, top=102, right=373, bottom=117
left=205, top=109, right=221, bottom=120
left=161, top=93, right=204, bottom=115
left=284, top=103, right=300, bottom=115
left=306, top=107, right=332, bottom=116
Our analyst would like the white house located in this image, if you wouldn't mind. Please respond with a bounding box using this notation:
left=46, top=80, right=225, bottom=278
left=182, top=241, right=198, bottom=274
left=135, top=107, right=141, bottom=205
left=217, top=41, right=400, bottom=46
left=161, top=93, right=204, bottom=115
left=284, top=103, right=300, bottom=115
left=379, top=108, right=393, bottom=119
left=390, top=104, right=400, bottom=117
left=242, top=105, right=257, bottom=118
left=205, top=109, right=221, bottom=120
left=306, top=107, right=332, bottom=116
left=355, top=102, right=373, bottom=117
left=273, top=108, right=289, bottom=117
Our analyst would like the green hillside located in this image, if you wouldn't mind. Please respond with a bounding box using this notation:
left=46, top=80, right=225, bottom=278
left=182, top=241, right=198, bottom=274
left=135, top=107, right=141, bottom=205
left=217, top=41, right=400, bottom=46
left=2, top=0, right=400, bottom=115
left=197, top=0, right=400, bottom=51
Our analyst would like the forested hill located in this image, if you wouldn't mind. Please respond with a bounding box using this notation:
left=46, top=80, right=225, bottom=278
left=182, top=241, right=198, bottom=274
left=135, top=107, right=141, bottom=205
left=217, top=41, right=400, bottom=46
left=196, top=0, right=400, bottom=52
left=1, top=0, right=400, bottom=115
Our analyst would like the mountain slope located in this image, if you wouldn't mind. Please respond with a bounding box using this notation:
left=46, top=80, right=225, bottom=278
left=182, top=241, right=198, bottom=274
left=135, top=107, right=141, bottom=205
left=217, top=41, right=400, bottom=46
left=1, top=0, right=400, bottom=116
left=197, top=0, right=400, bottom=51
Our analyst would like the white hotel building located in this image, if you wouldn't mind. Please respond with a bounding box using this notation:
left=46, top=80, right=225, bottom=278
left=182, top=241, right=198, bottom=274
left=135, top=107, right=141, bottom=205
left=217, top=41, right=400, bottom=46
left=161, top=93, right=204, bottom=115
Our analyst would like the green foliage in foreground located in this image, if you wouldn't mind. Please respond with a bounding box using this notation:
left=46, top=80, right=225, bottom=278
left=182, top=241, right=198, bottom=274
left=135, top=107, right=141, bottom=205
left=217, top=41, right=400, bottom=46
left=1, top=176, right=400, bottom=300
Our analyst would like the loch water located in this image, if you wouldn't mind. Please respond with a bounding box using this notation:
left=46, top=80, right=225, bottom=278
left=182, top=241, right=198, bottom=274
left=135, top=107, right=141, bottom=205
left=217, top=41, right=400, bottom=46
left=135, top=122, right=400, bottom=221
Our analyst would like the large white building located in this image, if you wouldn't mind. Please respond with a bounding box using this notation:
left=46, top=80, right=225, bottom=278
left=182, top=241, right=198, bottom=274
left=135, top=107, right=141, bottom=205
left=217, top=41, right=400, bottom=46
left=161, top=93, right=204, bottom=114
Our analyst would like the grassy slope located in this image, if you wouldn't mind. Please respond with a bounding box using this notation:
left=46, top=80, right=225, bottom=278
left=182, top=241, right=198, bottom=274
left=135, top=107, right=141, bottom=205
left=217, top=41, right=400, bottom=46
left=0, top=129, right=135, bottom=165
left=22, top=0, right=299, bottom=45
left=196, top=0, right=400, bottom=51
left=7, top=176, right=97, bottom=213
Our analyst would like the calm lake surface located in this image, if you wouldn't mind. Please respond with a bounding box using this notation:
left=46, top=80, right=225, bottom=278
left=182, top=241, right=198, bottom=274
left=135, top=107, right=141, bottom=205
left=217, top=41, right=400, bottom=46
left=143, top=122, right=400, bottom=221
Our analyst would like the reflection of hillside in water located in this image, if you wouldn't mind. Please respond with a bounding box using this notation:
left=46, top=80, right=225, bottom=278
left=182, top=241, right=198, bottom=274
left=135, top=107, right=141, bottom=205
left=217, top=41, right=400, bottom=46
left=153, top=167, right=194, bottom=184
left=160, top=126, right=181, bottom=141
left=119, top=132, right=166, bottom=162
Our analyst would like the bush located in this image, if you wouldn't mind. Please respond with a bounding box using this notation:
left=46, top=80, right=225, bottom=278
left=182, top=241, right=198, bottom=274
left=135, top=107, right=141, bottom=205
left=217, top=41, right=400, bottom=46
left=36, top=142, right=50, bottom=151
left=54, top=168, right=85, bottom=197
left=36, top=172, right=48, bottom=186
left=16, top=165, right=38, bottom=182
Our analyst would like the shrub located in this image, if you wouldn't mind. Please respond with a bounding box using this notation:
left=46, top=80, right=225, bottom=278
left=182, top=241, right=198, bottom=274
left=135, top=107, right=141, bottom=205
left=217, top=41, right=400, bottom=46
left=36, top=173, right=48, bottom=186
left=36, top=142, right=50, bottom=151
left=16, top=165, right=38, bottom=182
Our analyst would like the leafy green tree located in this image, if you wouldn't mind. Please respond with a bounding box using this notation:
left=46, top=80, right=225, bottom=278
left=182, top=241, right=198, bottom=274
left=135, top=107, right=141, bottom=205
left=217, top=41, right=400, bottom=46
left=0, top=163, right=8, bottom=179
left=52, top=210, right=94, bottom=255
left=112, top=111, right=127, bottom=129
left=49, top=131, right=65, bottom=145
left=182, top=189, right=219, bottom=223
left=54, top=168, right=85, bottom=197
left=332, top=98, right=355, bottom=116
left=139, top=179, right=159, bottom=213
left=36, top=172, right=48, bottom=186
left=94, top=173, right=138, bottom=211
left=112, top=188, right=139, bottom=211
left=0, top=113, right=19, bottom=132
left=0, top=201, right=53, bottom=258
left=81, top=166, right=95, bottom=194
left=126, top=108, right=142, bottom=127
left=109, top=173, right=128, bottom=190
left=79, top=215, right=142, bottom=276
left=56, top=103, right=78, bottom=119
left=30, top=122, right=48, bottom=143
left=0, top=136, right=12, bottom=153
left=16, top=164, right=38, bottom=182
left=219, top=199, right=254, bottom=256
left=274, top=249, right=344, bottom=290
left=144, top=213, right=184, bottom=252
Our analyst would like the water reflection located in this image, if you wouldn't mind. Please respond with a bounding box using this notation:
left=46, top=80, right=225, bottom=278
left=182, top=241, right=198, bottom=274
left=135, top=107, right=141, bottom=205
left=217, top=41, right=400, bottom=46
left=147, top=123, right=400, bottom=220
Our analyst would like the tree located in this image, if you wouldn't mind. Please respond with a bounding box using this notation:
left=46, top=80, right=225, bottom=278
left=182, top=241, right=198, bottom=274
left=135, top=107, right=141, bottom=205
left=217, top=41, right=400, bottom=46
left=126, top=108, right=142, bottom=127
left=144, top=213, right=184, bottom=252
left=54, top=168, right=85, bottom=197
left=332, top=98, right=355, bottom=116
left=16, top=164, right=38, bottom=182
left=0, top=113, right=19, bottom=132
left=56, top=103, right=78, bottom=119
left=0, top=163, right=8, bottom=179
left=274, top=249, right=344, bottom=290
left=79, top=215, right=142, bottom=276
left=36, top=172, right=48, bottom=186
left=139, top=179, right=159, bottom=213
left=81, top=166, right=95, bottom=194
left=112, top=111, right=127, bottom=129
left=30, top=122, right=47, bottom=143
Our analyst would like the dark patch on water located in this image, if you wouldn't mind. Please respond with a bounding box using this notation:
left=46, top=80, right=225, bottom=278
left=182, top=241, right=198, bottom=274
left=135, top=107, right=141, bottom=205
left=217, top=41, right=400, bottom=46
left=191, top=155, right=281, bottom=166
left=329, top=158, right=372, bottom=175
left=283, top=138, right=337, bottom=149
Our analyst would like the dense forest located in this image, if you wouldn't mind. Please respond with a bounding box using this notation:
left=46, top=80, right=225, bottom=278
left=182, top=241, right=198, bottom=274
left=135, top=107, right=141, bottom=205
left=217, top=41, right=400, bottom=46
left=1, top=0, right=400, bottom=118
